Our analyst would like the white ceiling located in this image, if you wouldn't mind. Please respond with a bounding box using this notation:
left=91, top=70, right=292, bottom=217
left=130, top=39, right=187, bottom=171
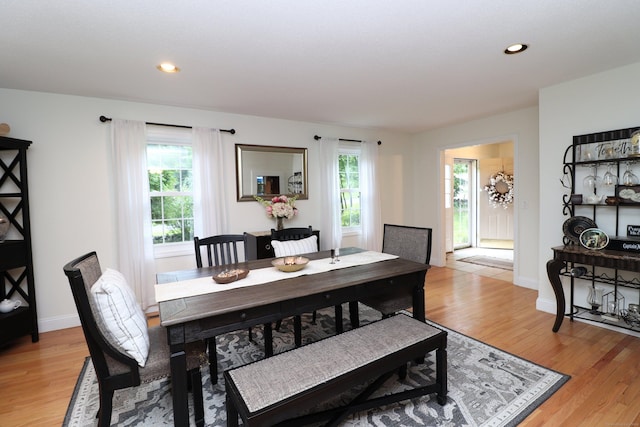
left=3, top=0, right=640, bottom=134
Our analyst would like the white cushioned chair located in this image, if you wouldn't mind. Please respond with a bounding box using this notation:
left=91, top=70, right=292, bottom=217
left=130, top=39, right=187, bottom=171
left=270, top=227, right=343, bottom=345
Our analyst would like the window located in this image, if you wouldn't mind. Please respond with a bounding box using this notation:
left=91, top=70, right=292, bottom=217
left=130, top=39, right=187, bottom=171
left=147, top=129, right=194, bottom=245
left=338, top=149, right=361, bottom=230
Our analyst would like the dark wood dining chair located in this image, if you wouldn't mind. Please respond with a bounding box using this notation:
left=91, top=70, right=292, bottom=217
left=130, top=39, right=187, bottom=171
left=63, top=252, right=207, bottom=427
left=360, top=224, right=433, bottom=317
left=270, top=226, right=314, bottom=242
left=194, top=234, right=246, bottom=268
left=194, top=234, right=265, bottom=373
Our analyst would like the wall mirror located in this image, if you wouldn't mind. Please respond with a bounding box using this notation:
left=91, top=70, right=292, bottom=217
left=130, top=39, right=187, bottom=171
left=236, top=144, right=308, bottom=201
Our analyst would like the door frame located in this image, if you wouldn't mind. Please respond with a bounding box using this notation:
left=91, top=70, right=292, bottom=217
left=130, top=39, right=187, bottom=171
left=439, top=135, right=518, bottom=276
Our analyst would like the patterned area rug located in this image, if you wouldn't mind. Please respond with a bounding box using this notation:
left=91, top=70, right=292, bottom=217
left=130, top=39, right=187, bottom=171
left=459, top=255, right=514, bottom=270
left=64, top=305, right=568, bottom=426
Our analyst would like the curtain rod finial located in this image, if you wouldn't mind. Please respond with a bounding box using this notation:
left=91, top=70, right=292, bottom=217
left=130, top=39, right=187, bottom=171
left=99, top=115, right=111, bottom=123
left=314, top=135, right=321, bottom=141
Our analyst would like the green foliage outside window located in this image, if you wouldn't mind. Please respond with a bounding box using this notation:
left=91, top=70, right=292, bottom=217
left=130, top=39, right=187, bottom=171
left=338, top=153, right=361, bottom=227
left=147, top=144, right=194, bottom=244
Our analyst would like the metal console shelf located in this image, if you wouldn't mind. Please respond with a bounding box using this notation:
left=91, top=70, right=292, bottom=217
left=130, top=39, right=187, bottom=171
left=547, top=125, right=640, bottom=333
left=548, top=245, right=640, bottom=332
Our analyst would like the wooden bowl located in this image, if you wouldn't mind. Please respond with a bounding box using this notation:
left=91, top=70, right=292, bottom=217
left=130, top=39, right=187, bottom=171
left=212, top=268, right=249, bottom=284
left=272, top=256, right=309, bottom=272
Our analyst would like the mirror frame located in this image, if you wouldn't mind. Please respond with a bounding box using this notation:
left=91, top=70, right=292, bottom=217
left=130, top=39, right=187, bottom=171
left=235, top=144, right=308, bottom=202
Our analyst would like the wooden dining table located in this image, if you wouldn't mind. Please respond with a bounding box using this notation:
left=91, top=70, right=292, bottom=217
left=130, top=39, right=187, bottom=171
left=156, top=247, right=430, bottom=427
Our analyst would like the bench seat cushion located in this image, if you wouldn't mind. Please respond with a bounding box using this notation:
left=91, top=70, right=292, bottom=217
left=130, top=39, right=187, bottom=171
left=227, top=314, right=441, bottom=413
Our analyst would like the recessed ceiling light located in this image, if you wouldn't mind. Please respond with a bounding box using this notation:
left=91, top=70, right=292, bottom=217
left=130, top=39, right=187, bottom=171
left=156, top=63, right=180, bottom=73
left=504, top=43, right=528, bottom=55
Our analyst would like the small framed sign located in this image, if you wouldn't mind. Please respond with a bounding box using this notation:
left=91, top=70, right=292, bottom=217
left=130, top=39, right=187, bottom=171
left=628, top=225, right=640, bottom=237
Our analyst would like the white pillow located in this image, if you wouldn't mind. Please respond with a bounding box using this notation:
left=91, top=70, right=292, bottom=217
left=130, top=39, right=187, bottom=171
left=91, top=268, right=150, bottom=367
left=271, top=235, right=318, bottom=257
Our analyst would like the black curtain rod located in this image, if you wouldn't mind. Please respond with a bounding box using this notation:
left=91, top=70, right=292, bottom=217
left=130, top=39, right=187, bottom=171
left=314, top=135, right=382, bottom=145
left=99, top=115, right=236, bottom=134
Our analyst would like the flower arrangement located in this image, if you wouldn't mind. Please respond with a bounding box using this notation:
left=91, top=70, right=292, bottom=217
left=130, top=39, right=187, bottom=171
left=254, top=195, right=299, bottom=219
left=483, top=171, right=514, bottom=209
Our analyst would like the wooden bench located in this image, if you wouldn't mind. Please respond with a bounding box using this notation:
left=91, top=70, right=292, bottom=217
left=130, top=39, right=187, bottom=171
left=224, top=314, right=447, bottom=427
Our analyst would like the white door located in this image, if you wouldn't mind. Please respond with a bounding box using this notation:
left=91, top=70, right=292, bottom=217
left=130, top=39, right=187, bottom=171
left=479, top=158, right=514, bottom=242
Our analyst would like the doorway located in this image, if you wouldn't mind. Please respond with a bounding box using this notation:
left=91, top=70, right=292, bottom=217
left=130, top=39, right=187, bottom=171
left=443, top=141, right=515, bottom=260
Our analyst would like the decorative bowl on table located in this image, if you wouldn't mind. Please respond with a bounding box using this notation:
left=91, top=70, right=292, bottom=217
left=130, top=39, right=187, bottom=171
left=272, top=256, right=309, bottom=272
left=212, top=268, right=249, bottom=284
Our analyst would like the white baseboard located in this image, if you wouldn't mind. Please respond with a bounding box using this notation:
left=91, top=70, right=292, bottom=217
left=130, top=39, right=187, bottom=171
left=514, top=275, right=537, bottom=289
left=38, top=313, right=80, bottom=333
left=536, top=296, right=556, bottom=315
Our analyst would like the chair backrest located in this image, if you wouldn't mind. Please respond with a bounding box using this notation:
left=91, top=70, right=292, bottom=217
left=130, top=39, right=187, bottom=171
left=382, top=224, right=432, bottom=264
left=270, top=226, right=313, bottom=242
left=194, top=234, right=247, bottom=268
left=63, top=252, right=139, bottom=383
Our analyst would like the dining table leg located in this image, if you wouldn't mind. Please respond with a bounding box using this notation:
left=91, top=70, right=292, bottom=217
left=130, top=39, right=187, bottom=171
left=335, top=304, right=344, bottom=333
left=169, top=346, right=189, bottom=427
left=349, top=301, right=360, bottom=329
left=412, top=271, right=427, bottom=322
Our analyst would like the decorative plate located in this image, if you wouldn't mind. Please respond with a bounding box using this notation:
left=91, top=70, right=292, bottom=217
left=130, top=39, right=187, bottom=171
left=212, top=268, right=249, bottom=284
left=579, top=228, right=609, bottom=250
left=619, top=188, right=636, bottom=199
left=563, top=216, right=597, bottom=244
left=272, top=256, right=309, bottom=272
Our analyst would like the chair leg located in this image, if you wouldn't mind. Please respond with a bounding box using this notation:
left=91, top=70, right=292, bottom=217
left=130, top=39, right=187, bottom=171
left=275, top=318, right=283, bottom=331
left=398, top=362, right=408, bottom=380
left=294, top=315, right=302, bottom=347
left=312, top=310, right=317, bottom=324
left=97, top=387, right=114, bottom=427
left=248, top=326, right=253, bottom=341
left=190, top=368, right=205, bottom=427
left=206, top=338, right=218, bottom=383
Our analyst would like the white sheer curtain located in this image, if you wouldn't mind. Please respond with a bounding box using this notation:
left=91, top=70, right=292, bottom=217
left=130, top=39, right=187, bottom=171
left=360, top=140, right=382, bottom=251
left=111, top=120, right=156, bottom=309
left=319, top=137, right=342, bottom=251
left=192, top=127, right=228, bottom=237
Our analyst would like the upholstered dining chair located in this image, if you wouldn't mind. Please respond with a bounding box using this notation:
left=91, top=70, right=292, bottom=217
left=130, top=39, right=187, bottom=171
left=194, top=234, right=259, bottom=370
left=270, top=226, right=343, bottom=346
left=360, top=224, right=433, bottom=317
left=63, top=252, right=207, bottom=427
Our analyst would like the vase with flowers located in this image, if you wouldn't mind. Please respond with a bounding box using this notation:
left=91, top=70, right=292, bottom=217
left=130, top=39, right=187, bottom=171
left=254, top=195, right=299, bottom=230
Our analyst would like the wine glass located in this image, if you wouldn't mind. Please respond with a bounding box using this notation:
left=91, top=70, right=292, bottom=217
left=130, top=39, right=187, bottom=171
left=600, top=164, right=618, bottom=196
left=582, top=166, right=602, bottom=203
left=622, top=162, right=639, bottom=186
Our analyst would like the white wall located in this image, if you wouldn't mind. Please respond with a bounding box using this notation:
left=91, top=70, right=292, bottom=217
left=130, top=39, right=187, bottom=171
left=408, top=106, right=540, bottom=289
left=0, top=88, right=410, bottom=332
left=538, top=61, right=640, bottom=316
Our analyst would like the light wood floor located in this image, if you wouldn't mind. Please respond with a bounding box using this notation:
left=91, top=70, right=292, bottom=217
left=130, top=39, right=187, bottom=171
left=2, top=265, right=640, bottom=426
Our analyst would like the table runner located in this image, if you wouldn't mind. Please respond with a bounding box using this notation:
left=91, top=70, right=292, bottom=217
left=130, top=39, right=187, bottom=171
left=154, top=251, right=398, bottom=303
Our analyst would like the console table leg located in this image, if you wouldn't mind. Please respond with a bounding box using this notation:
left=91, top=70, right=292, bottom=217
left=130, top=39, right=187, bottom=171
left=546, top=259, right=566, bottom=333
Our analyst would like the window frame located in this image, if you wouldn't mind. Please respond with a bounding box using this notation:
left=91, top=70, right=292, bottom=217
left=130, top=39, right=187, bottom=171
left=338, top=145, right=362, bottom=235
left=146, top=127, right=195, bottom=258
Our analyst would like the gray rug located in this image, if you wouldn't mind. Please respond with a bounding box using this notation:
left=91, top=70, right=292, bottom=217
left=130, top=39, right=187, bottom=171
left=64, top=305, right=568, bottom=426
left=459, top=255, right=514, bottom=270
